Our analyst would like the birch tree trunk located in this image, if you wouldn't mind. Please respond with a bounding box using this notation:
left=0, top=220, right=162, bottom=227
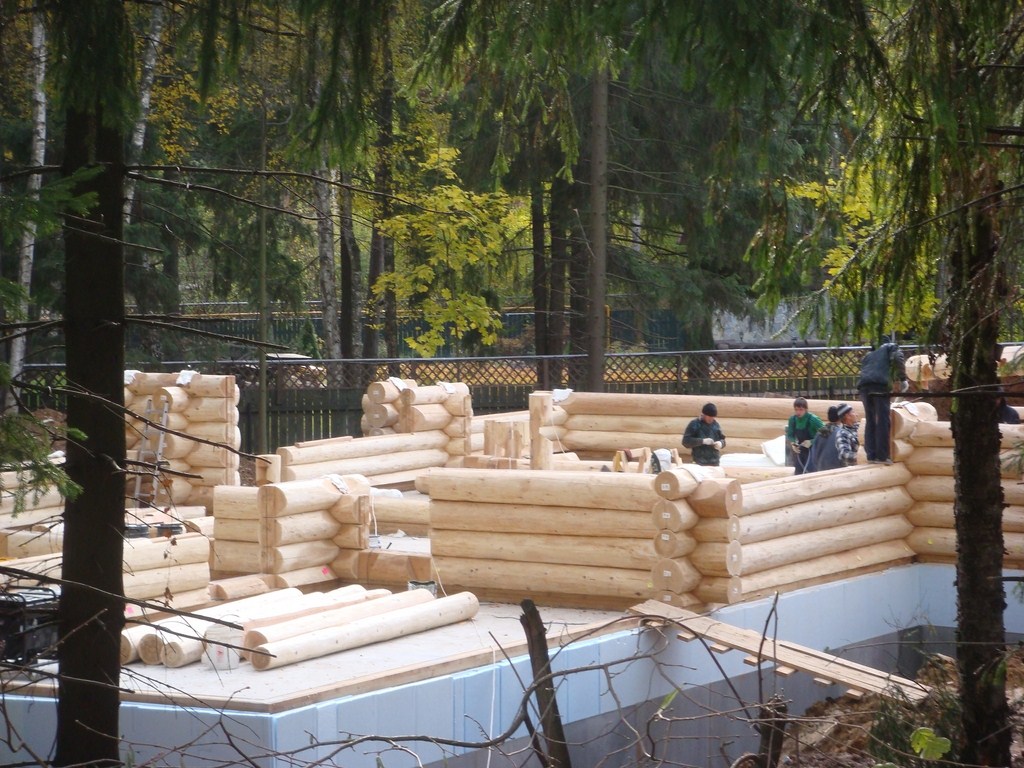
left=123, top=0, right=164, bottom=223
left=7, top=10, right=47, bottom=411
left=315, top=157, right=341, bottom=359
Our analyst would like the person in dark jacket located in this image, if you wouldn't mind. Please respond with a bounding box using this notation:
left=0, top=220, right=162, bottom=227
left=805, top=405, right=840, bottom=473
left=857, top=339, right=908, bottom=463
left=682, top=402, right=726, bottom=466
left=998, top=395, right=1021, bottom=424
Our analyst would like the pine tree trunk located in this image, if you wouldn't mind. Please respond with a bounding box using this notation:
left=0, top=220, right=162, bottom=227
left=585, top=65, right=609, bottom=392
left=950, top=170, right=1011, bottom=767
left=363, top=8, right=395, bottom=361
left=54, top=6, right=129, bottom=764
left=530, top=178, right=548, bottom=363
left=548, top=174, right=570, bottom=385
left=339, top=172, right=360, bottom=358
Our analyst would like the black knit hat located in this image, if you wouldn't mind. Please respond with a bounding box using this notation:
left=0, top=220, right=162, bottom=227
left=702, top=402, right=717, bottom=417
left=836, top=403, right=853, bottom=419
left=827, top=405, right=839, bottom=422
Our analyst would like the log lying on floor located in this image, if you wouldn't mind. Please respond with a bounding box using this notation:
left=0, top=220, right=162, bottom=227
left=122, top=587, right=305, bottom=664
left=242, top=588, right=431, bottom=650
left=249, top=591, right=479, bottom=671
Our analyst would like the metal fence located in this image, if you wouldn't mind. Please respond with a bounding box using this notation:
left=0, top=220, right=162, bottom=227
left=19, top=346, right=873, bottom=454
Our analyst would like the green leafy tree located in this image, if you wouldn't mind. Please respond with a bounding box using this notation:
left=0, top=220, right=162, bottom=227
left=375, top=145, right=528, bottom=356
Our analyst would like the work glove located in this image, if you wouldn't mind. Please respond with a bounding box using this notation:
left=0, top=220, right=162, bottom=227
left=713, top=441, right=723, bottom=450
left=800, top=439, right=812, bottom=448
left=900, top=380, right=910, bottom=393
left=702, top=438, right=714, bottom=445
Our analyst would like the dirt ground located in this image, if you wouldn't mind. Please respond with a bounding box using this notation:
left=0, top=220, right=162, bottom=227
left=780, top=651, right=1024, bottom=766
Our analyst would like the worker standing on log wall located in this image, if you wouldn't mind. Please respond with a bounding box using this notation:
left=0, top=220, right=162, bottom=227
left=683, top=402, right=726, bottom=466
left=786, top=397, right=824, bottom=474
left=833, top=403, right=861, bottom=466
left=857, top=338, right=909, bottom=464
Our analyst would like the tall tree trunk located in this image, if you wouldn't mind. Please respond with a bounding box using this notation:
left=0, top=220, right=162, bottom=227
left=363, top=6, right=395, bottom=361
left=8, top=10, right=47, bottom=410
left=530, top=177, right=549, bottom=384
left=123, top=0, right=164, bottom=223
left=54, top=4, right=130, bottom=764
left=585, top=65, right=609, bottom=392
left=314, top=160, right=341, bottom=359
left=379, top=3, right=398, bottom=360
left=950, top=167, right=1010, bottom=767
left=339, top=171, right=360, bottom=358
left=548, top=174, right=570, bottom=386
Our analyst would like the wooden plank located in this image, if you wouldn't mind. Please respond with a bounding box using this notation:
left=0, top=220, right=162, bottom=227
left=628, top=599, right=928, bottom=701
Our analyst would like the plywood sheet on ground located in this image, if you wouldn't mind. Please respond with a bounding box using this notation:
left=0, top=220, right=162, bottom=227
left=9, top=602, right=631, bottom=714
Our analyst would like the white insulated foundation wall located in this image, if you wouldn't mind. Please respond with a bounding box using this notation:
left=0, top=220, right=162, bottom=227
left=2, top=564, right=1022, bottom=767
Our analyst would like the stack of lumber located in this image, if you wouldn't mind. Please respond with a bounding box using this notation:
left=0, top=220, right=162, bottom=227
left=244, top=589, right=479, bottom=671
left=210, top=478, right=433, bottom=587
left=125, top=584, right=393, bottom=668
left=897, top=402, right=1024, bottom=566
left=211, top=475, right=374, bottom=588
left=894, top=401, right=1024, bottom=477
left=651, top=463, right=916, bottom=606
left=649, top=468, right=739, bottom=607
left=1, top=506, right=208, bottom=559
left=0, top=463, right=66, bottom=530
left=421, top=467, right=661, bottom=609
left=124, top=370, right=241, bottom=510
left=1, top=531, right=212, bottom=605
left=528, top=391, right=860, bottom=463
left=211, top=486, right=260, bottom=576
left=258, top=379, right=474, bottom=488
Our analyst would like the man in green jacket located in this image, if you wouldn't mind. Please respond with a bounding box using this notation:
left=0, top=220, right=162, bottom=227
left=786, top=396, right=825, bottom=474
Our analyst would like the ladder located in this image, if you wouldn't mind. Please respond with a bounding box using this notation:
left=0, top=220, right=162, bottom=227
left=132, top=397, right=170, bottom=509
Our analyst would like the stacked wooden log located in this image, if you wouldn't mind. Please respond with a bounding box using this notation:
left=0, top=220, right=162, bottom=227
left=896, top=401, right=1024, bottom=566
left=422, top=467, right=662, bottom=609
left=245, top=589, right=479, bottom=671
left=124, top=584, right=399, bottom=668
left=0, top=464, right=66, bottom=530
left=528, top=391, right=861, bottom=462
left=124, top=370, right=241, bottom=510
left=210, top=475, right=374, bottom=588
left=649, top=463, right=917, bottom=606
left=1, top=531, right=212, bottom=606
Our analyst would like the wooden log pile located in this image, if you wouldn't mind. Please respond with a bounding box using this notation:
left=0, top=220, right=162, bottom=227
left=649, top=463, right=917, bottom=606
left=529, top=391, right=861, bottom=463
left=421, top=467, right=662, bottom=609
left=124, top=370, right=241, bottom=511
left=256, top=380, right=474, bottom=489
left=210, top=474, right=375, bottom=588
left=245, top=589, right=479, bottom=671
left=1, top=530, right=212, bottom=606
left=0, top=465, right=66, bottom=530
left=895, top=401, right=1024, bottom=566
